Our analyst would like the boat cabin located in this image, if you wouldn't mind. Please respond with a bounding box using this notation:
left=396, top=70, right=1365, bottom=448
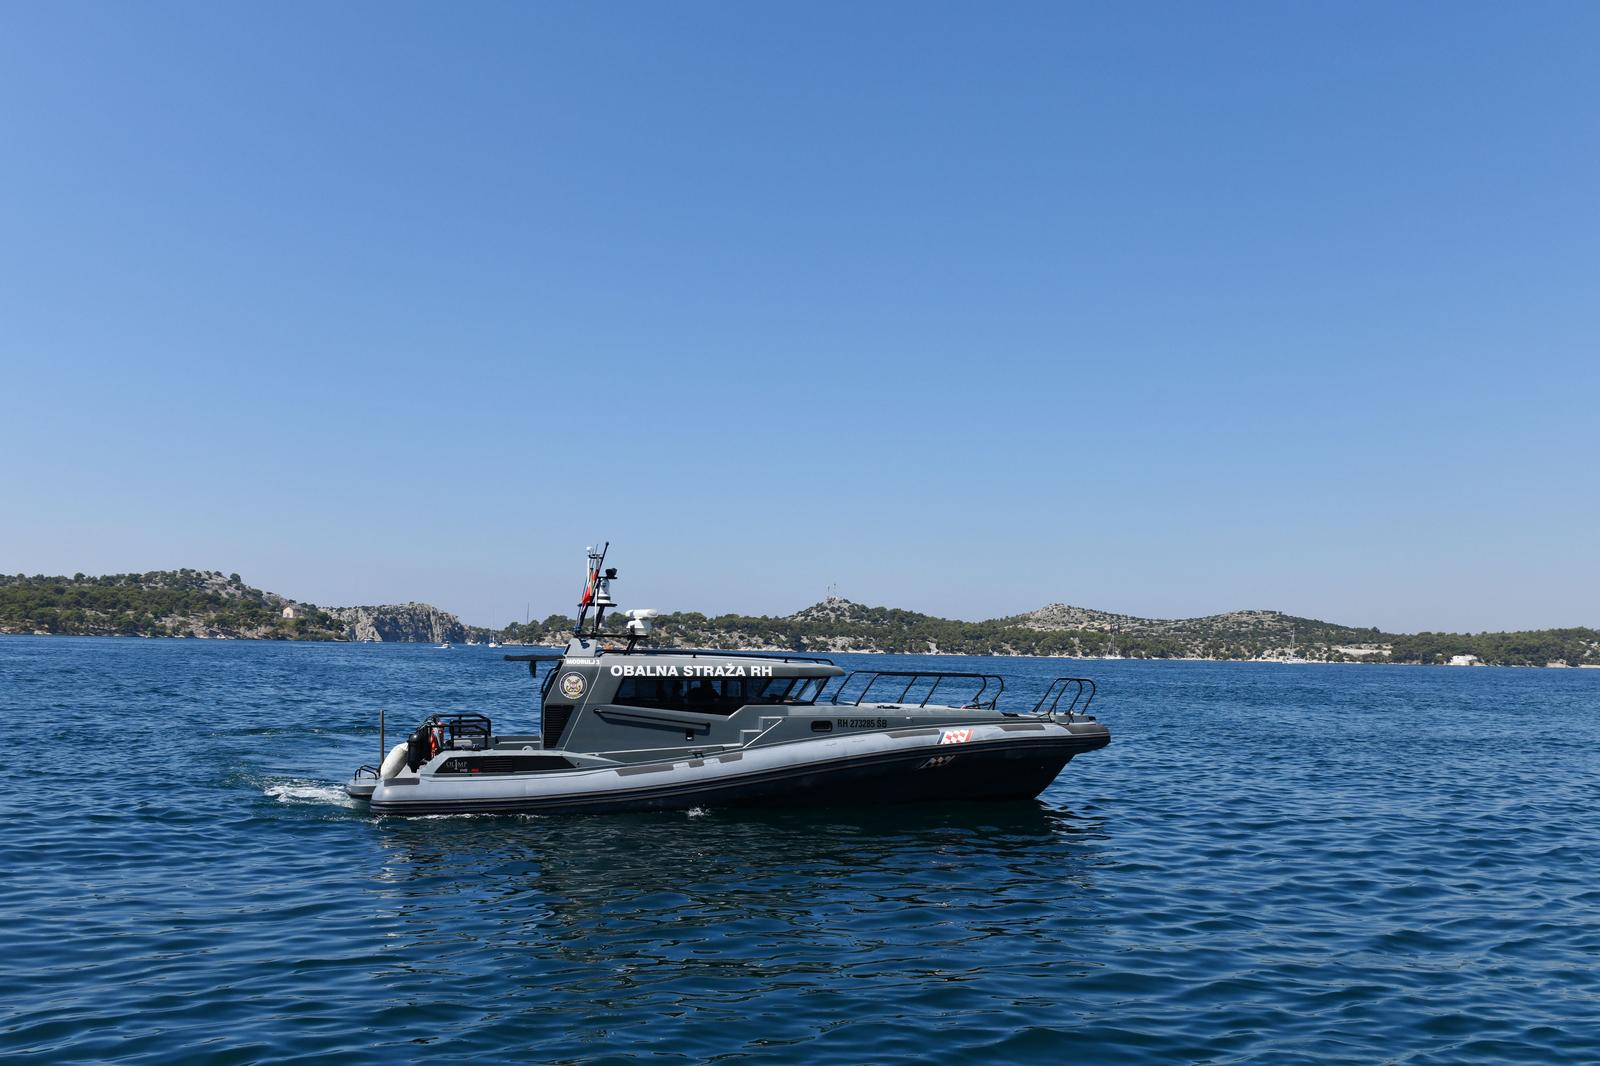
left=513, top=648, right=842, bottom=755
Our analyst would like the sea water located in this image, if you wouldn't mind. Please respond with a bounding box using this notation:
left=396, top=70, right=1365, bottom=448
left=2, top=636, right=1597, bottom=1063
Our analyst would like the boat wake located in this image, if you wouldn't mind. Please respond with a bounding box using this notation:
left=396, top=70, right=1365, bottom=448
left=264, top=780, right=353, bottom=807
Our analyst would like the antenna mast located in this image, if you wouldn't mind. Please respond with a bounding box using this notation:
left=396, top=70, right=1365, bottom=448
left=574, top=542, right=613, bottom=635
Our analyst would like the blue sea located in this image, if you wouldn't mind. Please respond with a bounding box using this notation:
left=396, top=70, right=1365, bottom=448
left=3, top=636, right=1598, bottom=1063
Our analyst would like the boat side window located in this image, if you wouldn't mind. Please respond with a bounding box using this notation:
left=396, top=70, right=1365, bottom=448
left=750, top=677, right=792, bottom=704
left=612, top=673, right=823, bottom=712
left=755, top=677, right=822, bottom=704
left=787, top=678, right=824, bottom=704
left=614, top=676, right=682, bottom=710
left=685, top=678, right=719, bottom=711
left=613, top=675, right=746, bottom=715
left=715, top=678, right=747, bottom=713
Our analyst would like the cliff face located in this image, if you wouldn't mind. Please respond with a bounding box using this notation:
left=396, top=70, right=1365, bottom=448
left=321, top=603, right=466, bottom=643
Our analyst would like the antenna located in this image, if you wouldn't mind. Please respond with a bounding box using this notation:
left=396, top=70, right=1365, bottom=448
left=574, top=541, right=611, bottom=635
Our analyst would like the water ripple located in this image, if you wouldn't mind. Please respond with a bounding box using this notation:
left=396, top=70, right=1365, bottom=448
left=2, top=637, right=1599, bottom=1063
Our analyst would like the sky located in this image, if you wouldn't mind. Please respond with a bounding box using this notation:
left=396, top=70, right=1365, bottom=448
left=2, top=2, right=1597, bottom=634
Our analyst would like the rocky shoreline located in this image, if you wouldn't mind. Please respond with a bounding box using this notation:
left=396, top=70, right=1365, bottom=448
left=3, top=573, right=1596, bottom=668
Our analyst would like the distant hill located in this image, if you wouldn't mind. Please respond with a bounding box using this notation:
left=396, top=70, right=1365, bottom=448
left=1005, top=603, right=1388, bottom=654
left=4, top=573, right=1596, bottom=667
left=0, top=570, right=345, bottom=640
left=0, top=571, right=467, bottom=643
left=500, top=596, right=1600, bottom=668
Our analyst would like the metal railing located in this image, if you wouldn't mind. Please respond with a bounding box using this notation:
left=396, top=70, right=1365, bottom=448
left=507, top=649, right=833, bottom=666
left=424, top=712, right=494, bottom=748
left=828, top=670, right=1005, bottom=709
left=1030, top=677, right=1096, bottom=718
left=604, top=647, right=835, bottom=665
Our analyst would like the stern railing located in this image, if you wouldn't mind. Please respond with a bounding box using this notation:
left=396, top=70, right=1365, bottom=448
left=425, top=712, right=494, bottom=749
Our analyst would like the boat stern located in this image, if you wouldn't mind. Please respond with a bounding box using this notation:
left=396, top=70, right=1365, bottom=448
left=347, top=765, right=379, bottom=801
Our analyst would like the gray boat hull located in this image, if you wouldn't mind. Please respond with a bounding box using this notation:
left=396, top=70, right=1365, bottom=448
left=365, top=725, right=1108, bottom=816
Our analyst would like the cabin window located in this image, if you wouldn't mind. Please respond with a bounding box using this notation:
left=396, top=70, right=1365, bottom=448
left=790, top=678, right=824, bottom=703
left=751, top=677, right=793, bottom=703
left=613, top=676, right=737, bottom=714
left=611, top=673, right=823, bottom=713
left=751, top=676, right=825, bottom=704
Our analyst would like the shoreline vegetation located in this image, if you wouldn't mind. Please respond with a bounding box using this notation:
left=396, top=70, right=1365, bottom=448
left=2, top=570, right=1596, bottom=669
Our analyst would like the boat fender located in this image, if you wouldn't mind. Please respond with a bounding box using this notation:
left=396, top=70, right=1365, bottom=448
left=406, top=729, right=428, bottom=771
left=379, top=742, right=408, bottom=781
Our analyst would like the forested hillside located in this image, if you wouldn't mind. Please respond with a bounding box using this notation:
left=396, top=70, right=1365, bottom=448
left=7, top=575, right=1596, bottom=666
left=0, top=571, right=342, bottom=640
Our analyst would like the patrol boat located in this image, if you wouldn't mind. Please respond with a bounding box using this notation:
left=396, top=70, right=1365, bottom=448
left=347, top=545, right=1110, bottom=815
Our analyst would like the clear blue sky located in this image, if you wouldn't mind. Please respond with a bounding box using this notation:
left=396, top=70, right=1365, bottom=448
left=3, top=3, right=1596, bottom=634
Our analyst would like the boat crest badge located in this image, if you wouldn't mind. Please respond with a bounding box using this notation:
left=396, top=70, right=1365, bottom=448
left=559, top=672, right=587, bottom=700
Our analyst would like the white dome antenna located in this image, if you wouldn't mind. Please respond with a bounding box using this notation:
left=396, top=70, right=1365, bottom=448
left=624, top=608, right=658, bottom=637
